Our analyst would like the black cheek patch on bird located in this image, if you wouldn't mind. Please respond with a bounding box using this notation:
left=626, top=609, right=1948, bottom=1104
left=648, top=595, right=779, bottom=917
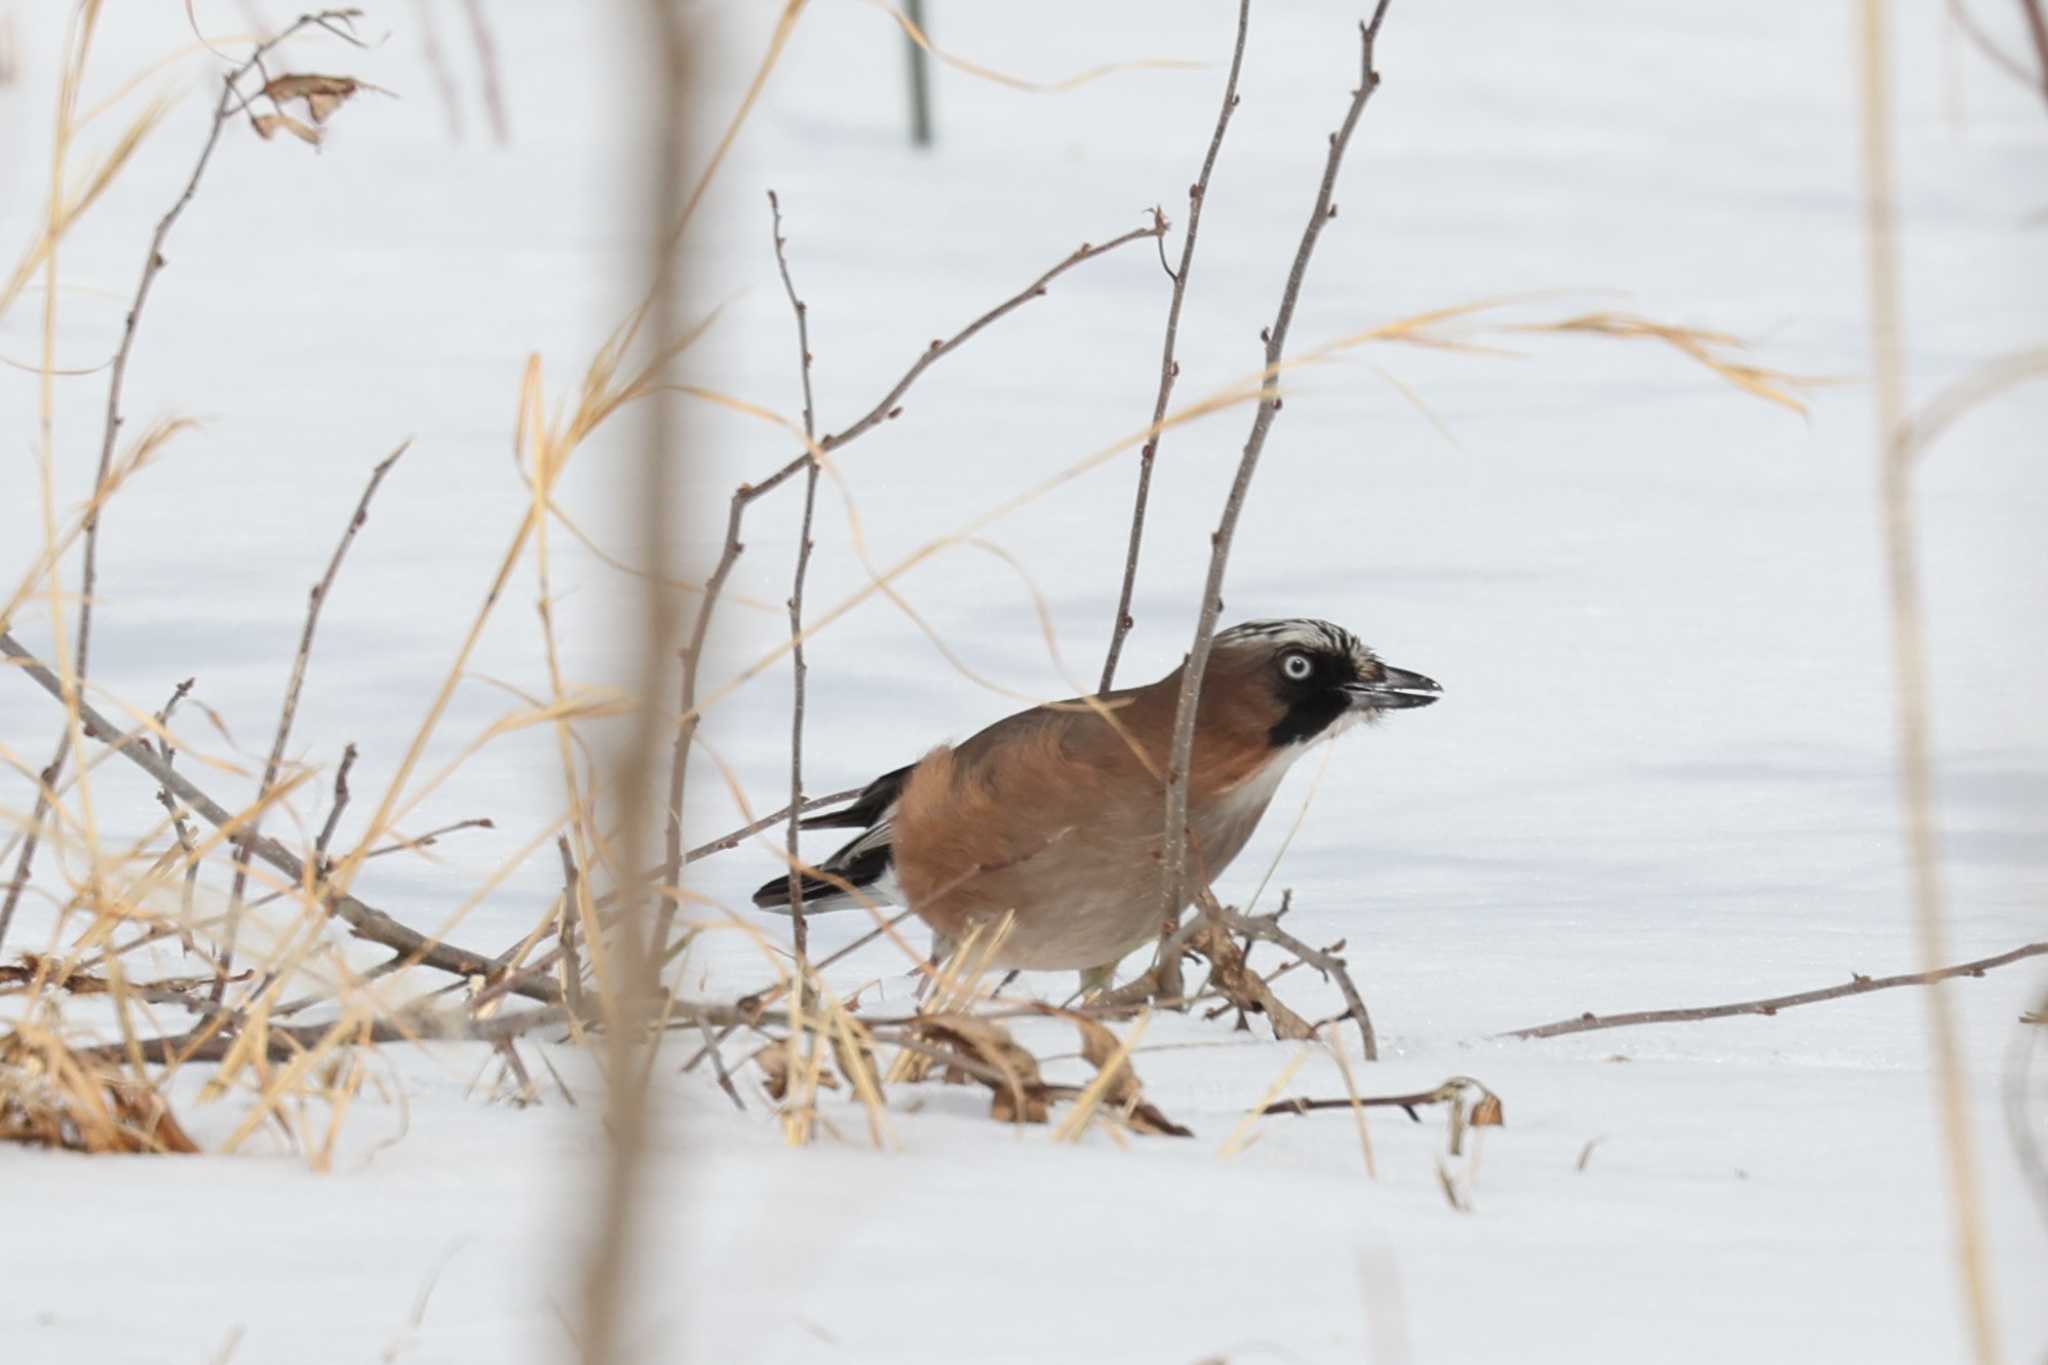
left=1268, top=689, right=1350, bottom=747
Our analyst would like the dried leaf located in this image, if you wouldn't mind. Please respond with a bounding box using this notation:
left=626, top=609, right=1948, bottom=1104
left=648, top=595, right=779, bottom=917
left=260, top=74, right=367, bottom=124
left=1189, top=921, right=1315, bottom=1040
left=908, top=1014, right=1047, bottom=1124
left=251, top=112, right=321, bottom=146
left=0, top=1029, right=197, bottom=1155
left=754, top=1042, right=789, bottom=1100
left=1069, top=1013, right=1190, bottom=1138
left=1469, top=1090, right=1505, bottom=1128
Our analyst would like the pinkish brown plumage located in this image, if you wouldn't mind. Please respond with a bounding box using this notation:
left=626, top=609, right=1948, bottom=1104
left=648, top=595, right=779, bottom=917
left=755, top=619, right=1440, bottom=984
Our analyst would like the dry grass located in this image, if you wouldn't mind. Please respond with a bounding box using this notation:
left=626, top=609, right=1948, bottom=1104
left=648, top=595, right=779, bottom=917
left=3, top=13, right=2017, bottom=1310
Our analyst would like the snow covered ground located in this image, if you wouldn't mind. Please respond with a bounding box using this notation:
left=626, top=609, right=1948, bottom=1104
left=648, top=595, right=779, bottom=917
left=2, top=1, right=2044, bottom=1362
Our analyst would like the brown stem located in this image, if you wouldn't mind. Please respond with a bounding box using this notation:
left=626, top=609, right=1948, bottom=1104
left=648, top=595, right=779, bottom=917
left=557, top=834, right=588, bottom=1023
left=768, top=189, right=820, bottom=964
left=1218, top=891, right=1376, bottom=1060
left=1152, top=2, right=1394, bottom=1002
left=1499, top=941, right=2048, bottom=1041
left=0, top=629, right=560, bottom=1003
left=651, top=220, right=1163, bottom=957
left=1099, top=0, right=1252, bottom=693
left=151, top=678, right=201, bottom=949
left=75, top=1000, right=572, bottom=1067
left=0, top=9, right=366, bottom=958
left=314, top=741, right=358, bottom=866
left=218, top=440, right=409, bottom=1003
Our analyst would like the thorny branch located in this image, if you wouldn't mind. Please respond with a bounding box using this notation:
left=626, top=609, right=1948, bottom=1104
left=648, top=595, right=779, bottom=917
left=0, top=9, right=367, bottom=958
left=770, top=190, right=822, bottom=964
left=1152, top=2, right=1395, bottom=1005
left=1500, top=941, right=2048, bottom=1040
left=1099, top=0, right=1252, bottom=693
left=219, top=441, right=410, bottom=1004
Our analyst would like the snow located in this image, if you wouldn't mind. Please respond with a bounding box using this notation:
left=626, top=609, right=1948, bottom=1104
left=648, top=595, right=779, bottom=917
left=2, top=1, right=2044, bottom=1362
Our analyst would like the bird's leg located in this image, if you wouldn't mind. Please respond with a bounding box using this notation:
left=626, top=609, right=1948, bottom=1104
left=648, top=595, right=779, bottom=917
left=913, top=932, right=957, bottom=1001
left=1076, top=961, right=1118, bottom=998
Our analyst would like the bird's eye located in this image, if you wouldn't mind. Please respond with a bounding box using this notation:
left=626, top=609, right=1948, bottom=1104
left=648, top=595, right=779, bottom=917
left=1280, top=652, right=1313, bottom=682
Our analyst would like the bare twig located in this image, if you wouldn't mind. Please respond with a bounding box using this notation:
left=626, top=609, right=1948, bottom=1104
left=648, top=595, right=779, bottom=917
left=2021, top=0, right=2048, bottom=102
left=651, top=221, right=1163, bottom=959
left=1500, top=942, right=2048, bottom=1041
left=219, top=440, right=409, bottom=1003
left=150, top=678, right=201, bottom=949
left=471, top=785, right=865, bottom=1013
left=556, top=834, right=587, bottom=1023
left=1946, top=0, right=2045, bottom=89
left=0, top=9, right=365, bottom=958
left=1261, top=1075, right=1502, bottom=1125
left=1219, top=891, right=1377, bottom=1060
left=1099, top=0, right=1251, bottom=693
left=362, top=815, right=494, bottom=859
left=315, top=741, right=358, bottom=867
left=769, top=189, right=821, bottom=964
left=75, top=1001, right=572, bottom=1067
left=459, top=0, right=511, bottom=141
left=0, top=630, right=560, bottom=1003
left=1152, top=3, right=1395, bottom=1004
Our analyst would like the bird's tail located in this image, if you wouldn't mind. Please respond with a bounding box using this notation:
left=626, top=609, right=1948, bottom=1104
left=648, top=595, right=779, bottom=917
left=752, top=766, right=910, bottom=915
left=751, top=830, right=897, bottom=915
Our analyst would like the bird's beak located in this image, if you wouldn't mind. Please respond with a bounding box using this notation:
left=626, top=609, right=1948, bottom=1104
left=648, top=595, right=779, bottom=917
left=1345, top=663, right=1442, bottom=711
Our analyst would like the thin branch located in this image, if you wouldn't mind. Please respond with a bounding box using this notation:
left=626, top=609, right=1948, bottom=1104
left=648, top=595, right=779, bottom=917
left=0, top=9, right=365, bottom=958
left=1218, top=891, right=1376, bottom=1060
left=0, top=630, right=561, bottom=1003
left=151, top=677, right=201, bottom=952
left=459, top=0, right=511, bottom=141
left=362, top=815, right=494, bottom=860
left=2022, top=0, right=2048, bottom=102
left=1152, top=3, right=1394, bottom=1003
left=1499, top=942, right=2048, bottom=1041
left=315, top=741, right=358, bottom=867
left=1099, top=0, right=1251, bottom=693
left=1946, top=0, right=2043, bottom=87
left=1262, top=1075, right=1500, bottom=1122
left=76, top=1000, right=572, bottom=1067
left=556, top=834, right=587, bottom=1023
left=471, top=785, right=864, bottom=1013
left=651, top=220, right=1164, bottom=958
left=768, top=189, right=821, bottom=962
left=218, top=440, right=409, bottom=1003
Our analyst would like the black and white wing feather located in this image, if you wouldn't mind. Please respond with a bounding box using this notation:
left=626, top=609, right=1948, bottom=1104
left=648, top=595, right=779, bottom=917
left=750, top=764, right=910, bottom=914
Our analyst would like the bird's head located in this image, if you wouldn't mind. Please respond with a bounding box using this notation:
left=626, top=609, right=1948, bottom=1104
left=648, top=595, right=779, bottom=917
left=1209, top=618, right=1441, bottom=747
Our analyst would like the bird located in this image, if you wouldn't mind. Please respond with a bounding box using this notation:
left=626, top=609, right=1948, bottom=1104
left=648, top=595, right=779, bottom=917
left=752, top=618, right=1440, bottom=990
